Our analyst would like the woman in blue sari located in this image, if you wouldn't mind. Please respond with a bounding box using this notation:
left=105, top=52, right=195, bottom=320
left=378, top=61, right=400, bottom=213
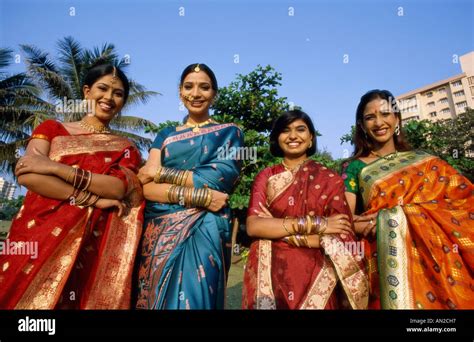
left=135, top=63, right=243, bottom=309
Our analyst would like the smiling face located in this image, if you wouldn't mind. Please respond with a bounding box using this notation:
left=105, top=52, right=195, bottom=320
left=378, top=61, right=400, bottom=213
left=361, top=98, right=399, bottom=148
left=278, top=119, right=313, bottom=158
left=180, top=71, right=215, bottom=118
left=83, top=74, right=125, bottom=122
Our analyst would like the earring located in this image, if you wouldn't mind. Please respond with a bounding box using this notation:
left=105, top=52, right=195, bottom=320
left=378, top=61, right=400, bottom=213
left=395, top=125, right=400, bottom=136
left=308, top=141, right=313, bottom=149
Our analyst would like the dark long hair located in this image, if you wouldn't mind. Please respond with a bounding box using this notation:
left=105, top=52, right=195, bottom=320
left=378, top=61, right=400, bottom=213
left=349, top=89, right=411, bottom=161
left=269, top=110, right=317, bottom=157
left=83, top=63, right=130, bottom=104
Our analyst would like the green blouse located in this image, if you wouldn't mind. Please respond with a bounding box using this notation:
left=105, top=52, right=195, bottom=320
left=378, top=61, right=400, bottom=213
left=342, top=159, right=366, bottom=194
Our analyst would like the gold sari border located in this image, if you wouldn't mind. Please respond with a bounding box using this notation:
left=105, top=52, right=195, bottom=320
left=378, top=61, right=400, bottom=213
left=255, top=240, right=276, bottom=309
left=300, top=259, right=337, bottom=309
left=266, top=170, right=295, bottom=206
left=49, top=134, right=133, bottom=161
left=320, top=235, right=369, bottom=309
left=377, top=205, right=414, bottom=309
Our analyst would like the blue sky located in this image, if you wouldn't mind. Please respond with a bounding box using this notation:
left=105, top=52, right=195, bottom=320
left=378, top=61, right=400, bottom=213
left=1, top=0, right=473, bottom=194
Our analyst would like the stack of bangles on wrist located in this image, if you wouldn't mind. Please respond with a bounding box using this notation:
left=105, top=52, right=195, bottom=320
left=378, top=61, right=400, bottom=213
left=154, top=166, right=190, bottom=186
left=166, top=185, right=213, bottom=208
left=66, top=166, right=100, bottom=207
left=282, top=215, right=328, bottom=248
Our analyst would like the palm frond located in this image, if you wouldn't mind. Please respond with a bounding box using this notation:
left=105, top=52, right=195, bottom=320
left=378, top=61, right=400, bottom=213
left=21, top=44, right=73, bottom=100
left=0, top=48, right=14, bottom=71
left=110, top=130, right=152, bottom=151
left=57, top=36, right=84, bottom=98
left=110, top=115, right=158, bottom=132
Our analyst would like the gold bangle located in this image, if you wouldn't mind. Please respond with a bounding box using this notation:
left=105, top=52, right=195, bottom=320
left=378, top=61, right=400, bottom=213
left=282, top=216, right=292, bottom=235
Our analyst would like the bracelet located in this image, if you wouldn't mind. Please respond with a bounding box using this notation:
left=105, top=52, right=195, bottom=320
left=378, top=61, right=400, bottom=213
left=282, top=216, right=293, bottom=235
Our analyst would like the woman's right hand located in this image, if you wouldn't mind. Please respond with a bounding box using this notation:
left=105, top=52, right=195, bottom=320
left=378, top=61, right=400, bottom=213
left=94, top=198, right=126, bottom=217
left=324, top=214, right=353, bottom=235
left=137, top=164, right=157, bottom=185
left=207, top=189, right=229, bottom=212
left=353, top=213, right=378, bottom=237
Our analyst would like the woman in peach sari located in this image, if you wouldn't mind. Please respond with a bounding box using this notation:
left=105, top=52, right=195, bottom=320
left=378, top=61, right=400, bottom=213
left=342, top=89, right=473, bottom=309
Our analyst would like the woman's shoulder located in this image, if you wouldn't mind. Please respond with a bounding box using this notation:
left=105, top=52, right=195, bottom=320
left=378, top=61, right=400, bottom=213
left=31, top=119, right=69, bottom=140
left=309, top=160, right=343, bottom=180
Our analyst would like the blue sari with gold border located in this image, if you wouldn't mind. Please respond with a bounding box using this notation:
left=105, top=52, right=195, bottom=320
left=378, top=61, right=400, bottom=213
left=136, top=122, right=243, bottom=309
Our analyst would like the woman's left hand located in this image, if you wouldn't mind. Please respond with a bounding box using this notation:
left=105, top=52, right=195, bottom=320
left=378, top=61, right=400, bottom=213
left=137, top=164, right=157, bottom=185
left=15, top=153, right=56, bottom=177
left=253, top=202, right=273, bottom=218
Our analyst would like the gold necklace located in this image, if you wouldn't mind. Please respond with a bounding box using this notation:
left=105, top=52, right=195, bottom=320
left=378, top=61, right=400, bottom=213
left=185, top=118, right=214, bottom=132
left=370, top=150, right=398, bottom=160
left=79, top=118, right=111, bottom=134
left=282, top=158, right=309, bottom=172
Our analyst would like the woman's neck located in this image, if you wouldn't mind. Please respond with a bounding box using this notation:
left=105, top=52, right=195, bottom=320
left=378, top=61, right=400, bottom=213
left=283, top=154, right=308, bottom=169
left=372, top=139, right=396, bottom=156
left=83, top=115, right=109, bottom=127
left=187, top=113, right=210, bottom=124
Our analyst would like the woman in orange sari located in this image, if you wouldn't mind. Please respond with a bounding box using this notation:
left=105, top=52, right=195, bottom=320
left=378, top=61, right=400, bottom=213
left=242, top=110, right=368, bottom=309
left=0, top=63, right=143, bottom=309
left=342, top=89, right=474, bottom=309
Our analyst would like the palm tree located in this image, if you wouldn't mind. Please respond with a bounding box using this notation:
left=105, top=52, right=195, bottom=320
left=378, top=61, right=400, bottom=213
left=0, top=47, right=51, bottom=176
left=20, top=36, right=160, bottom=150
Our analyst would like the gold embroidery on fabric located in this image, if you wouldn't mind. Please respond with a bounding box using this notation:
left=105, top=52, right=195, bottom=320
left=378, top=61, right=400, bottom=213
left=31, top=134, right=50, bottom=142
left=378, top=206, right=414, bottom=309
left=300, top=260, right=337, bottom=309
left=2, top=262, right=9, bottom=272
left=83, top=167, right=144, bottom=309
left=266, top=170, right=295, bottom=205
left=15, top=213, right=89, bottom=309
left=51, top=227, right=62, bottom=237
left=49, top=135, right=132, bottom=161
left=27, top=220, right=36, bottom=229
left=320, top=235, right=369, bottom=309
left=255, top=240, right=276, bottom=309
left=22, top=263, right=34, bottom=274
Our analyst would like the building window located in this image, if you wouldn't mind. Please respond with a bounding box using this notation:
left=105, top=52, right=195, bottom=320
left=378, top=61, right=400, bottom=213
left=427, top=101, right=435, bottom=107
left=451, top=80, right=462, bottom=87
left=429, top=112, right=437, bottom=118
left=426, top=92, right=433, bottom=98
left=439, top=98, right=448, bottom=105
left=440, top=108, right=450, bottom=115
left=469, top=76, right=474, bottom=85
left=438, top=87, right=446, bottom=93
left=454, top=90, right=465, bottom=97
left=456, top=101, right=467, bottom=110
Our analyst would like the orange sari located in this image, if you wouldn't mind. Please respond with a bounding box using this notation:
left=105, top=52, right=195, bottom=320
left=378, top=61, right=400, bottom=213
left=0, top=120, right=144, bottom=309
left=351, top=151, right=473, bottom=309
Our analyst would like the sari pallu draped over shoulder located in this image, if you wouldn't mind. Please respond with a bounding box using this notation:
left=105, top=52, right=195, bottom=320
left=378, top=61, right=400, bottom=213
left=242, top=161, right=369, bottom=309
left=359, top=151, right=474, bottom=309
left=136, top=123, right=243, bottom=310
left=0, top=127, right=144, bottom=309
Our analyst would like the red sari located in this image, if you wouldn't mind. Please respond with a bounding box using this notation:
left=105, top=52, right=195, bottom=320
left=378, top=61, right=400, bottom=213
left=0, top=120, right=144, bottom=309
left=242, top=160, right=368, bottom=309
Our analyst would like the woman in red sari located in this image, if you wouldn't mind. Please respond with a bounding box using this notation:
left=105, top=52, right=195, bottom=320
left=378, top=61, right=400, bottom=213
left=0, top=63, right=143, bottom=309
left=342, top=89, right=473, bottom=309
left=242, top=110, right=368, bottom=309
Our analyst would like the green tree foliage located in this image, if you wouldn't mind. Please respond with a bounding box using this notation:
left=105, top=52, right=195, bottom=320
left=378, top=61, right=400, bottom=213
left=0, top=195, right=24, bottom=220
left=403, top=109, right=473, bottom=181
